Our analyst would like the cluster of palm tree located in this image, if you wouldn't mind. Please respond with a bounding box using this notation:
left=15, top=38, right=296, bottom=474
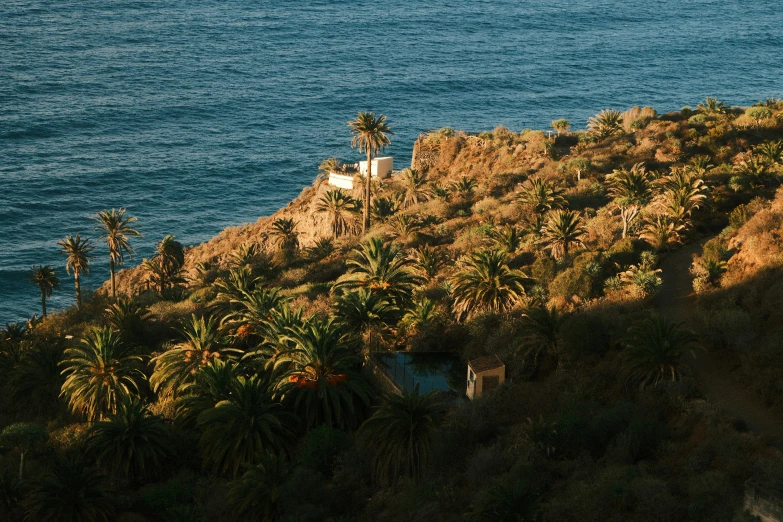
left=28, top=208, right=142, bottom=319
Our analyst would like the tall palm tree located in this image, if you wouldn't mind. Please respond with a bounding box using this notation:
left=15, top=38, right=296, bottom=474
left=357, top=386, right=446, bottom=486
left=587, top=109, right=623, bottom=140
left=277, top=317, right=371, bottom=430
left=348, top=112, right=393, bottom=233
left=334, top=236, right=423, bottom=307
left=400, top=168, right=431, bottom=208
left=58, top=234, right=95, bottom=309
left=24, top=456, right=116, bottom=522
left=315, top=189, right=359, bottom=238
left=60, top=326, right=144, bottom=421
left=197, top=374, right=295, bottom=477
left=87, top=398, right=170, bottom=483
left=93, top=209, right=142, bottom=298
left=29, top=265, right=60, bottom=318
left=623, top=317, right=700, bottom=389
left=606, top=163, right=654, bottom=238
left=518, top=178, right=566, bottom=214
left=450, top=249, right=527, bottom=321
left=538, top=209, right=586, bottom=260
left=149, top=314, right=238, bottom=399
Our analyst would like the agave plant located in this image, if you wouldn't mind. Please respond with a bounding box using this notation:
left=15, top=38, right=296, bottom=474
left=538, top=209, right=586, bottom=260
left=587, top=109, right=623, bottom=140
left=518, top=178, right=566, bottom=214
left=450, top=249, right=527, bottom=321
left=623, top=316, right=700, bottom=389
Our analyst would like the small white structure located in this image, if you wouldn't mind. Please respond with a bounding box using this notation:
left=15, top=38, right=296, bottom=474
left=359, top=156, right=393, bottom=179
left=328, top=157, right=393, bottom=190
left=466, top=355, right=506, bottom=400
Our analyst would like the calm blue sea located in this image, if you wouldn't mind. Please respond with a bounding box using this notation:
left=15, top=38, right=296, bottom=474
left=1, top=0, right=782, bottom=323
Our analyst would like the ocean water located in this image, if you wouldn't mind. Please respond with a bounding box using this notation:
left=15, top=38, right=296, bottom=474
left=2, top=0, right=782, bottom=323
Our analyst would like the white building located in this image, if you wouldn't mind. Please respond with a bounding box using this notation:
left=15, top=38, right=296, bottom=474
left=328, top=157, right=393, bottom=190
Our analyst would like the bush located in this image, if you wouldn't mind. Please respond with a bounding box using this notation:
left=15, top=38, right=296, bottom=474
left=296, top=426, right=353, bottom=478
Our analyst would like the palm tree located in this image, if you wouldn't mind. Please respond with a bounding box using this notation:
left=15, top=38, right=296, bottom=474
left=58, top=234, right=95, bottom=309
left=411, top=244, right=447, bottom=280
left=334, top=237, right=423, bottom=306
left=304, top=237, right=335, bottom=261
left=150, top=314, right=237, bottom=399
left=24, top=456, right=116, bottom=522
left=606, top=163, right=654, bottom=238
left=518, top=178, right=566, bottom=214
left=450, top=249, right=527, bottom=321
left=518, top=304, right=570, bottom=372
left=567, top=158, right=592, bottom=182
left=141, top=235, right=185, bottom=294
left=391, top=213, right=422, bottom=242
left=357, top=386, right=446, bottom=486
left=226, top=287, right=289, bottom=345
left=29, top=265, right=60, bottom=318
left=640, top=214, right=684, bottom=251
left=277, top=317, right=371, bottom=430
left=214, top=266, right=264, bottom=303
left=697, top=97, right=726, bottom=115
left=316, top=189, right=359, bottom=238
left=619, top=263, right=663, bottom=300
left=658, top=170, right=707, bottom=227
left=269, top=218, right=299, bottom=258
left=451, top=176, right=478, bottom=196
left=490, top=224, right=523, bottom=254
left=551, top=119, right=570, bottom=135
left=174, top=358, right=240, bottom=427
left=332, top=288, right=398, bottom=350
left=197, top=374, right=295, bottom=477
left=348, top=112, right=393, bottom=233
left=9, top=343, right=64, bottom=412
left=734, top=155, right=775, bottom=187
left=228, top=454, right=288, bottom=522
left=623, top=317, right=700, bottom=389
left=60, top=326, right=144, bottom=421
left=400, top=168, right=431, bottom=208
left=755, top=140, right=783, bottom=166
left=587, top=109, right=623, bottom=140
left=92, top=209, right=142, bottom=298
left=87, top=398, right=170, bottom=483
left=538, top=209, right=586, bottom=260
left=104, top=299, right=151, bottom=347
left=370, top=194, right=402, bottom=222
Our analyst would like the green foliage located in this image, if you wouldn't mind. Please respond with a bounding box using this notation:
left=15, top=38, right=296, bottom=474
left=228, top=454, right=288, bottom=522
left=623, top=316, right=700, bottom=389
left=87, top=398, right=171, bottom=482
left=295, top=425, right=353, bottom=477
left=588, top=109, right=623, bottom=140
left=538, top=209, right=586, bottom=259
left=60, top=326, right=144, bottom=421
left=470, top=480, right=538, bottom=521
left=357, top=387, right=446, bottom=486
left=450, top=249, right=528, bottom=321
left=0, top=422, right=48, bottom=478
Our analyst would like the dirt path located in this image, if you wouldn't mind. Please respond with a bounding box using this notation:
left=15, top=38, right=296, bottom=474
left=654, top=239, right=783, bottom=443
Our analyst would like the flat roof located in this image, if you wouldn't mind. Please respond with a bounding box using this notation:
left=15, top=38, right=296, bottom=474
left=468, top=354, right=504, bottom=373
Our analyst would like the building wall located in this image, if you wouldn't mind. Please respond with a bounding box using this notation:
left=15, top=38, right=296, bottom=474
left=358, top=156, right=393, bottom=179
left=328, top=172, right=355, bottom=190
left=467, top=366, right=505, bottom=400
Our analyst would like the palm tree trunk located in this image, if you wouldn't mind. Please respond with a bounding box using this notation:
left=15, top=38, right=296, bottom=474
left=110, top=258, right=116, bottom=298
left=621, top=208, right=629, bottom=239
left=363, top=147, right=372, bottom=234
left=19, top=451, right=25, bottom=479
left=41, top=289, right=47, bottom=318
left=75, top=272, right=82, bottom=309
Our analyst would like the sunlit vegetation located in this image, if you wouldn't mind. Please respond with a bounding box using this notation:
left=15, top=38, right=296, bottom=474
left=5, top=100, right=783, bottom=521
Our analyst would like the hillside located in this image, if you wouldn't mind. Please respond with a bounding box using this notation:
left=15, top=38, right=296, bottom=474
left=5, top=99, right=783, bottom=521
